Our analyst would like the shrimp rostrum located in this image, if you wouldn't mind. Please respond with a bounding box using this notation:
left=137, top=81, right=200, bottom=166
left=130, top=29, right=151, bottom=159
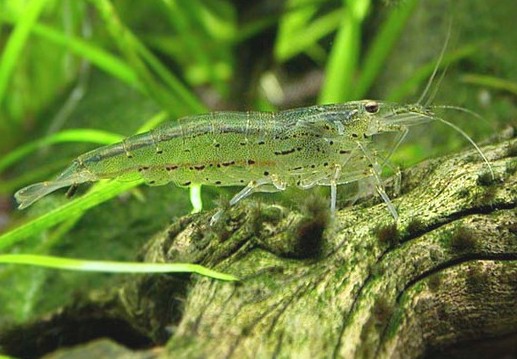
left=15, top=100, right=493, bottom=223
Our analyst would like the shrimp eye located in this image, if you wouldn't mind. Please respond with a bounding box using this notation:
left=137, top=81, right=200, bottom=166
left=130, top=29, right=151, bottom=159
left=364, top=101, right=379, bottom=113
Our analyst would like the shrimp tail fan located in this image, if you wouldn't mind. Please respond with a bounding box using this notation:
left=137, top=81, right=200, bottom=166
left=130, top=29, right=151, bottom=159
left=14, top=161, right=96, bottom=209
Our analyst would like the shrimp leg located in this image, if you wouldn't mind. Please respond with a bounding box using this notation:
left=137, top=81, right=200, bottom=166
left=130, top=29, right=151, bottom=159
left=210, top=178, right=285, bottom=225
left=381, top=126, right=409, bottom=168
left=330, top=164, right=342, bottom=215
left=356, top=142, right=398, bottom=220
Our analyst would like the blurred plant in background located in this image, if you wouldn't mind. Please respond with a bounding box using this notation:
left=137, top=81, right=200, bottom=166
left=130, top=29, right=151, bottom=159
left=0, top=0, right=515, bottom=323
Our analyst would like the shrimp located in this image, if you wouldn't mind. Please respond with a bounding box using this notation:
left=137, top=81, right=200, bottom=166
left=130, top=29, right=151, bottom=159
left=14, top=100, right=493, bottom=223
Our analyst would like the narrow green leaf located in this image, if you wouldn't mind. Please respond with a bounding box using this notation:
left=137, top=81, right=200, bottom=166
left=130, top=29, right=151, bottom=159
left=0, top=0, right=49, bottom=106
left=0, top=179, right=141, bottom=251
left=353, top=0, right=418, bottom=99
left=318, top=10, right=359, bottom=103
left=91, top=0, right=206, bottom=116
left=275, top=0, right=318, bottom=61
left=30, top=23, right=141, bottom=90
left=0, top=254, right=239, bottom=281
left=387, top=45, right=476, bottom=102
left=276, top=9, right=344, bottom=62
left=0, top=129, right=124, bottom=173
left=134, top=110, right=169, bottom=133
left=318, top=0, right=371, bottom=104
left=461, top=74, right=517, bottom=97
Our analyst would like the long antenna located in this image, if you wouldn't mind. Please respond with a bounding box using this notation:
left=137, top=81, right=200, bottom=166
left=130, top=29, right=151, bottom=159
left=415, top=111, right=495, bottom=180
left=424, top=62, right=449, bottom=107
left=432, top=104, right=489, bottom=124
left=417, top=20, right=452, bottom=105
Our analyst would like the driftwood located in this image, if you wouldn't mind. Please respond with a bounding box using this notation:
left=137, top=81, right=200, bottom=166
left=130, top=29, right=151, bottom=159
left=1, top=129, right=516, bottom=358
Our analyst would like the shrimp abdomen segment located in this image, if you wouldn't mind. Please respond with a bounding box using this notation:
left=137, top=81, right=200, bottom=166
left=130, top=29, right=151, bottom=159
left=75, top=112, right=281, bottom=187
left=157, top=112, right=281, bottom=187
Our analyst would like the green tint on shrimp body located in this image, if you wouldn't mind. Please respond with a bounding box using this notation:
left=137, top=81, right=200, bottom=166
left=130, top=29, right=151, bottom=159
left=17, top=99, right=487, bottom=223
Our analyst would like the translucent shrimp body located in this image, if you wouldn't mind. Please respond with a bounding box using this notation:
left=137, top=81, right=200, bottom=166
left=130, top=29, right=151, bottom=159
left=14, top=100, right=491, bottom=222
